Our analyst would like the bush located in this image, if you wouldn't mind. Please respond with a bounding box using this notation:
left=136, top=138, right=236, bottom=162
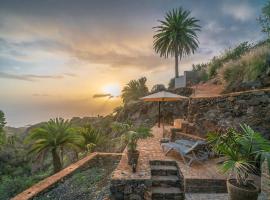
left=208, top=42, right=252, bottom=78
left=222, top=44, right=270, bottom=85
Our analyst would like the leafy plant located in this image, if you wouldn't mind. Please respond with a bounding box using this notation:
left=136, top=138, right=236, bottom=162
left=207, top=124, right=270, bottom=187
left=153, top=7, right=201, bottom=78
left=151, top=84, right=166, bottom=93
left=121, top=126, right=152, bottom=152
left=121, top=77, right=149, bottom=104
left=78, top=124, right=105, bottom=153
left=222, top=44, right=270, bottom=85
left=25, top=118, right=83, bottom=173
left=208, top=42, right=252, bottom=78
left=258, top=0, right=270, bottom=37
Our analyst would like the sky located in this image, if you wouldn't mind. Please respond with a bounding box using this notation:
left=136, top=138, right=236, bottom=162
left=0, top=0, right=267, bottom=127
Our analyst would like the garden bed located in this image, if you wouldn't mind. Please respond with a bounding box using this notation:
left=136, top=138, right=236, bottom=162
left=33, top=156, right=120, bottom=200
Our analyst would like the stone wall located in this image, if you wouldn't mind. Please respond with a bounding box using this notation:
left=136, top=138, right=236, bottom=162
left=110, top=179, right=151, bottom=200
left=261, top=160, right=270, bottom=197
left=116, top=88, right=270, bottom=139
left=185, top=89, right=270, bottom=138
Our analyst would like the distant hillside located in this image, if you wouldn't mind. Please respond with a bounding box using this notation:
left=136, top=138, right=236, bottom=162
left=192, top=40, right=270, bottom=93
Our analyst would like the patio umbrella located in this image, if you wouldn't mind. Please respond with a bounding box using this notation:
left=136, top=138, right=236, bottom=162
left=141, top=91, right=187, bottom=136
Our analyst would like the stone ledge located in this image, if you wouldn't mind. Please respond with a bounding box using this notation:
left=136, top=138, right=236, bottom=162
left=11, top=152, right=122, bottom=200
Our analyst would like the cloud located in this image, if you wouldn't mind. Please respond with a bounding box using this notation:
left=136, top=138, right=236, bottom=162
left=0, top=72, right=64, bottom=81
left=32, top=93, right=50, bottom=97
left=222, top=2, right=256, bottom=22
left=72, top=48, right=171, bottom=70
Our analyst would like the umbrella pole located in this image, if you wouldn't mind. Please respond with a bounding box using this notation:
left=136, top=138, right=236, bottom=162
left=158, top=101, right=161, bottom=128
left=162, top=102, right=165, bottom=138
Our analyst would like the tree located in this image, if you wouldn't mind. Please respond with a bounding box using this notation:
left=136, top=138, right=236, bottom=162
left=78, top=124, right=104, bottom=153
left=0, top=110, right=6, bottom=149
left=121, top=77, right=149, bottom=104
left=259, top=1, right=270, bottom=37
left=25, top=118, right=83, bottom=173
left=168, top=78, right=175, bottom=90
left=153, top=8, right=201, bottom=78
left=151, top=84, right=166, bottom=93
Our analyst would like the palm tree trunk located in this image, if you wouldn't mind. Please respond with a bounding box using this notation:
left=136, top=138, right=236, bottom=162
left=175, top=48, right=179, bottom=78
left=52, top=149, right=62, bottom=173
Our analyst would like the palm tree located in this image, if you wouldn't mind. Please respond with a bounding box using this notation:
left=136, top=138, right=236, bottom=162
left=153, top=8, right=201, bottom=78
left=121, top=77, right=149, bottom=104
left=25, top=118, right=83, bottom=173
left=79, top=124, right=105, bottom=153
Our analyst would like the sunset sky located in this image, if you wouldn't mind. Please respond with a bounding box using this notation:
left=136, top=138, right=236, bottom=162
left=0, top=0, right=267, bottom=127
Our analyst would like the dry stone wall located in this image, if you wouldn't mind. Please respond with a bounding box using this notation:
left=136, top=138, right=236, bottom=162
left=115, top=88, right=270, bottom=139
left=186, top=89, right=270, bottom=138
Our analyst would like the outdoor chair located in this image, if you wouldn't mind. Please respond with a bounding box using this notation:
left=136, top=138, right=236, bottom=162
left=161, top=139, right=209, bottom=166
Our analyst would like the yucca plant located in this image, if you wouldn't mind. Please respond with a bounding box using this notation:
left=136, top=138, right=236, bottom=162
left=207, top=124, right=270, bottom=200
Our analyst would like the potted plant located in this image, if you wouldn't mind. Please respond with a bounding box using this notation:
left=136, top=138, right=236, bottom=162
left=207, top=124, right=270, bottom=200
left=121, top=125, right=152, bottom=172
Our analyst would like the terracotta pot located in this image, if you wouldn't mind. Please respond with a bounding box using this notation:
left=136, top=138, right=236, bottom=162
left=227, top=179, right=259, bottom=200
left=127, top=150, right=139, bottom=166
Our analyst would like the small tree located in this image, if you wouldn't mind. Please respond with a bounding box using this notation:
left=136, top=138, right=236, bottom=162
left=0, top=110, right=6, bottom=149
left=25, top=118, right=83, bottom=173
left=151, top=84, right=166, bottom=93
left=121, top=77, right=149, bottom=104
left=259, top=1, right=270, bottom=37
left=78, top=124, right=104, bottom=153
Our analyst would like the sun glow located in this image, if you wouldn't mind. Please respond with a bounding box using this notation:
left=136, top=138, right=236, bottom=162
left=102, top=83, right=121, bottom=97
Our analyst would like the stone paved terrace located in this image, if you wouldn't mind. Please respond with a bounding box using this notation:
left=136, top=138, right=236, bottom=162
left=112, top=126, right=226, bottom=182
left=111, top=126, right=229, bottom=199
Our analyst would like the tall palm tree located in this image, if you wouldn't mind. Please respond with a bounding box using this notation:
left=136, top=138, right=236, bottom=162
left=121, top=77, right=149, bottom=104
left=153, top=8, right=201, bottom=78
left=25, top=118, right=83, bottom=173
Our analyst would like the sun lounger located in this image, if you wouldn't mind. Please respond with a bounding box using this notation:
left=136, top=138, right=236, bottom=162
left=161, top=140, right=209, bottom=166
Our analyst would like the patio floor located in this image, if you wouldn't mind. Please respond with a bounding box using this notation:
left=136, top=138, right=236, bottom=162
left=111, top=126, right=227, bottom=193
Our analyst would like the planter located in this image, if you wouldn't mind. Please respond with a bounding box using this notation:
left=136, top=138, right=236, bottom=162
left=227, top=179, right=259, bottom=200
left=127, top=150, right=139, bottom=172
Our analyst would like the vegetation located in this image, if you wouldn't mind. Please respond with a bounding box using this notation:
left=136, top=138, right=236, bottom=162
left=222, top=45, right=270, bottom=83
left=153, top=7, right=201, bottom=78
left=208, top=41, right=252, bottom=78
left=207, top=124, right=270, bottom=187
left=121, top=124, right=152, bottom=152
left=192, top=63, right=209, bottom=82
left=78, top=124, right=105, bottom=153
left=121, top=77, right=149, bottom=104
left=151, top=84, right=166, bottom=93
left=25, top=118, right=83, bottom=173
left=259, top=0, right=270, bottom=37
left=33, top=157, right=120, bottom=200
left=0, top=110, right=6, bottom=149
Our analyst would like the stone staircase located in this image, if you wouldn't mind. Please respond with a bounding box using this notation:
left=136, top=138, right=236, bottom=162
left=150, top=160, right=184, bottom=200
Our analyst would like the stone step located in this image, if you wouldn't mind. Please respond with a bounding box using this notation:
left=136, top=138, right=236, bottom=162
left=152, top=175, right=181, bottom=187
left=151, top=165, right=178, bottom=176
left=150, top=160, right=176, bottom=166
left=152, top=187, right=184, bottom=200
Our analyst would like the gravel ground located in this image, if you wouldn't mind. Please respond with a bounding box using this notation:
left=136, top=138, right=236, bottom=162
left=33, top=158, right=119, bottom=200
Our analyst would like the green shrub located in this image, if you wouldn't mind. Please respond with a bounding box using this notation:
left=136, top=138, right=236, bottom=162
left=208, top=42, right=252, bottom=78
left=223, top=44, right=270, bottom=85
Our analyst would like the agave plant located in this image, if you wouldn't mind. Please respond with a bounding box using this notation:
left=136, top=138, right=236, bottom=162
left=207, top=124, right=270, bottom=186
